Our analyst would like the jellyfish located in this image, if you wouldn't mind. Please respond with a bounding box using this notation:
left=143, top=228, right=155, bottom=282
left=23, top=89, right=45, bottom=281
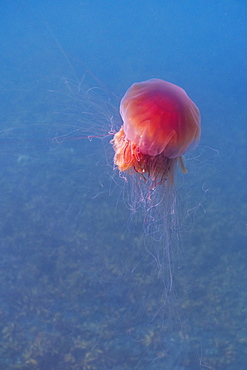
left=111, top=79, right=200, bottom=185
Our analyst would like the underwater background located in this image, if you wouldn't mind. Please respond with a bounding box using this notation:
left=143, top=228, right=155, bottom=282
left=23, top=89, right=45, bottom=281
left=0, top=0, right=246, bottom=369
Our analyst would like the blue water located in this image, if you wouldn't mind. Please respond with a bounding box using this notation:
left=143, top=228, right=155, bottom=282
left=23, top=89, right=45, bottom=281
left=0, top=1, right=246, bottom=369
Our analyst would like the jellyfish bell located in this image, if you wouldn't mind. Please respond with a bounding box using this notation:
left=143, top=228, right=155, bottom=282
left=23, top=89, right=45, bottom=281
left=121, top=79, right=200, bottom=157
left=112, top=78, right=200, bottom=185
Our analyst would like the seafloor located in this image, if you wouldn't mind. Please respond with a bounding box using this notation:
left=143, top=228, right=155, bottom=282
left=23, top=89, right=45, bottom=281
left=0, top=81, right=246, bottom=370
